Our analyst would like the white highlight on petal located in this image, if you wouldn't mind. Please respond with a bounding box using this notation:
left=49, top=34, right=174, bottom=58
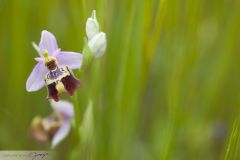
left=56, top=51, right=83, bottom=70
left=88, top=32, right=107, bottom=58
left=51, top=122, right=70, bottom=149
left=26, top=62, right=48, bottom=92
left=86, top=10, right=99, bottom=40
left=34, top=57, right=44, bottom=62
left=50, top=100, right=74, bottom=119
left=39, top=30, right=59, bottom=56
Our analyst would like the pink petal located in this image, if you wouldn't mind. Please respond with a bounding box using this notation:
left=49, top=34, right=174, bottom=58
left=50, top=100, right=74, bottom=118
left=39, top=30, right=59, bottom=56
left=26, top=62, right=48, bottom=92
left=34, top=57, right=44, bottom=62
left=51, top=121, right=71, bottom=149
left=56, top=51, right=82, bottom=70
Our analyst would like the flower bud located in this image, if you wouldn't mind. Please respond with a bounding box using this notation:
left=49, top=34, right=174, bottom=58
left=86, top=10, right=99, bottom=40
left=88, top=32, right=106, bottom=58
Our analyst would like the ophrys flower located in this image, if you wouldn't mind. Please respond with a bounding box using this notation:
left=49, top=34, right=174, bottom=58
left=26, top=30, right=82, bottom=101
left=30, top=100, right=74, bottom=148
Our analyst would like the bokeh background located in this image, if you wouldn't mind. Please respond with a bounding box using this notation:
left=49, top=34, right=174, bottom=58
left=0, top=0, right=240, bottom=159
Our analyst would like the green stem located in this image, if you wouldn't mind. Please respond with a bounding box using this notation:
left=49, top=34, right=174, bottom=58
left=73, top=92, right=81, bottom=129
left=70, top=34, right=94, bottom=159
left=71, top=92, right=80, bottom=147
left=69, top=91, right=81, bottom=160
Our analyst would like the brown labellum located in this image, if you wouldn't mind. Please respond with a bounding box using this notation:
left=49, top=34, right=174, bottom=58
left=45, top=66, right=80, bottom=102
left=30, top=114, right=63, bottom=144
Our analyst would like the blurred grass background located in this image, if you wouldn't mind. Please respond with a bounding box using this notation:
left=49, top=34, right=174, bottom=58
left=0, top=0, right=240, bottom=159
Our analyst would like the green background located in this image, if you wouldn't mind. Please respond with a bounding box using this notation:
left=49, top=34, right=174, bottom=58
left=0, top=0, right=240, bottom=159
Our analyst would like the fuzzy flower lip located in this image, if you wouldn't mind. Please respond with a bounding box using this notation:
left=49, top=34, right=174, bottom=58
left=26, top=30, right=82, bottom=92
left=30, top=100, right=74, bottom=149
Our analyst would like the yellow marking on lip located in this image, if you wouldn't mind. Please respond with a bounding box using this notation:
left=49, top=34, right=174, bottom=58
left=56, top=81, right=66, bottom=94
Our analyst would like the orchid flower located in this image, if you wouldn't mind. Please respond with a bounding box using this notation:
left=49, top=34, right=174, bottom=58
left=30, top=100, right=74, bottom=149
left=86, top=10, right=107, bottom=58
left=26, top=30, right=82, bottom=101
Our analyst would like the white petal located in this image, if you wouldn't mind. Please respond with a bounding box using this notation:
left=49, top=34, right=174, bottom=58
left=56, top=51, right=83, bottom=70
left=86, top=19, right=99, bottom=40
left=51, top=122, right=71, bottom=149
left=26, top=62, right=48, bottom=92
left=86, top=10, right=99, bottom=40
left=39, top=30, right=59, bottom=56
left=88, top=32, right=107, bottom=58
left=50, top=100, right=74, bottom=118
